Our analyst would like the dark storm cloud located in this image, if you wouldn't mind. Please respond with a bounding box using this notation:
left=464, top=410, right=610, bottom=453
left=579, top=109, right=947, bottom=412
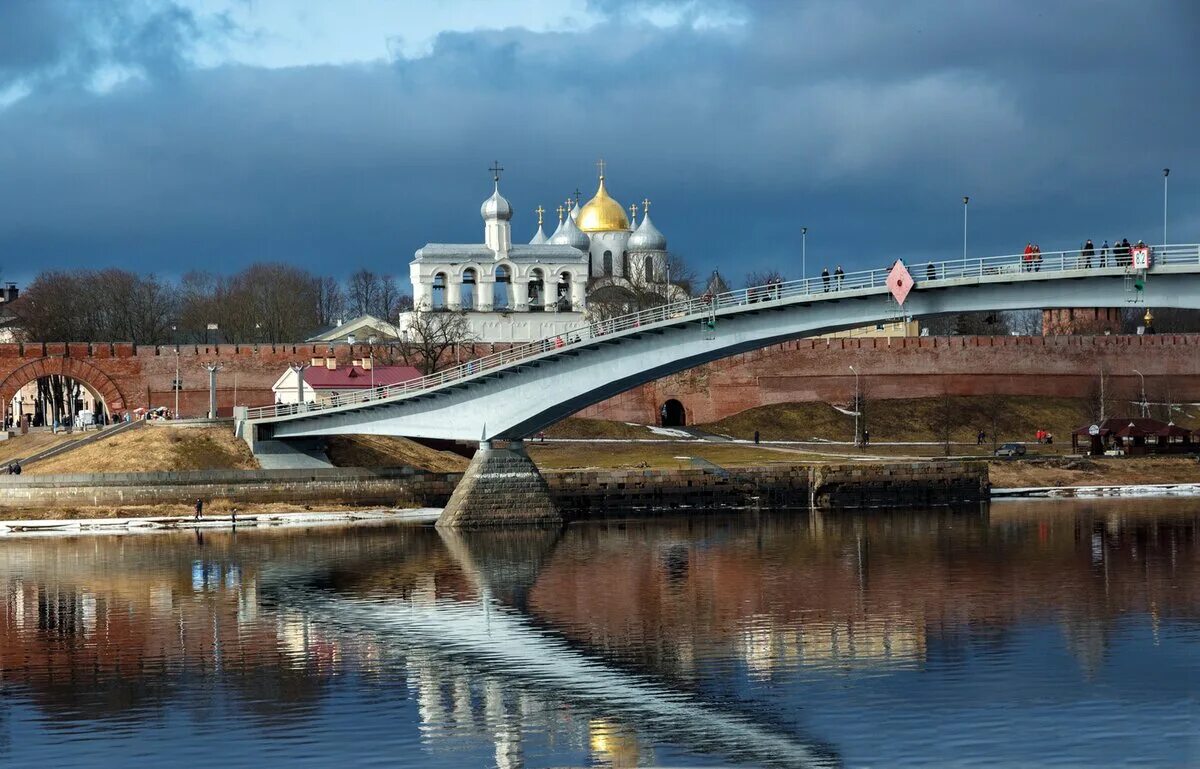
left=0, top=0, right=1197, bottom=287
left=0, top=0, right=201, bottom=88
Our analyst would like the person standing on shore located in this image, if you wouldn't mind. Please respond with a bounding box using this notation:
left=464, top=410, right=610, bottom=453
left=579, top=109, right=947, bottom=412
left=194, top=498, right=204, bottom=520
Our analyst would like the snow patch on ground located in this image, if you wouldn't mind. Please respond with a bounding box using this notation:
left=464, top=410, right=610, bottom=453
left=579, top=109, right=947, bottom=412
left=646, top=426, right=694, bottom=438
left=992, top=483, right=1200, bottom=499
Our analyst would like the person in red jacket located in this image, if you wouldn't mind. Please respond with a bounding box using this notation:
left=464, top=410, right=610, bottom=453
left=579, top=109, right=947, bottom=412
left=1023, top=243, right=1034, bottom=271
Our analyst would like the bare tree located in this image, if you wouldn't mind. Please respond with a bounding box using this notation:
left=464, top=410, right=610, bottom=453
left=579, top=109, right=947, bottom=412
left=347, top=269, right=382, bottom=318
left=398, top=309, right=476, bottom=374
left=12, top=269, right=176, bottom=344
left=374, top=274, right=403, bottom=320
left=315, top=276, right=346, bottom=328
left=667, top=252, right=696, bottom=296
left=972, top=389, right=1020, bottom=451
left=928, top=391, right=967, bottom=455
left=745, top=269, right=785, bottom=288
left=1087, top=365, right=1114, bottom=424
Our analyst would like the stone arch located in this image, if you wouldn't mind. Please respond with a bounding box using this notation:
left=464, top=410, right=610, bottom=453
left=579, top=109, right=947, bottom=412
left=660, top=398, right=686, bottom=427
left=1, top=357, right=127, bottom=422
left=431, top=272, right=448, bottom=309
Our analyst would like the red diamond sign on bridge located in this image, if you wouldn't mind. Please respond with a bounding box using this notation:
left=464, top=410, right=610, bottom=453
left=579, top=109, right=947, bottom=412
left=887, top=260, right=913, bottom=305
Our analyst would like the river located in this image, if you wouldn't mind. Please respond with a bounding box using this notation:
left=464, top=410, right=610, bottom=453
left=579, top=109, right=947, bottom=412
left=0, top=499, right=1196, bottom=768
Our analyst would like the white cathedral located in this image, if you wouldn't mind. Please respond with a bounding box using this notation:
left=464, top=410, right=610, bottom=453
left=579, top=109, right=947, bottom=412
left=406, top=162, right=677, bottom=343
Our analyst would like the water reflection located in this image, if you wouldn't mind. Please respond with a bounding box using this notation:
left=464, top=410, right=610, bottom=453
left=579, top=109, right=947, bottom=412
left=0, top=500, right=1196, bottom=767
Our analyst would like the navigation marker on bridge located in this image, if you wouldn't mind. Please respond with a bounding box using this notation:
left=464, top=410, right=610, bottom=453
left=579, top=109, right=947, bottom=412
left=887, top=260, right=913, bottom=305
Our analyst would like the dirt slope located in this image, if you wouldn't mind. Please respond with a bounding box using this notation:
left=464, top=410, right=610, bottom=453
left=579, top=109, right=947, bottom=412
left=26, top=426, right=258, bottom=474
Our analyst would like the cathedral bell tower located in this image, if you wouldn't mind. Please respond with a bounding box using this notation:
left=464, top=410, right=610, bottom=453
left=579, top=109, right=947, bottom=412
left=481, top=161, right=512, bottom=257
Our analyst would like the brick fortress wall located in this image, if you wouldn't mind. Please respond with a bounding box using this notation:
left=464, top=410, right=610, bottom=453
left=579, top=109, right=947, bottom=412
left=577, top=334, right=1200, bottom=425
left=2, top=335, right=1198, bottom=424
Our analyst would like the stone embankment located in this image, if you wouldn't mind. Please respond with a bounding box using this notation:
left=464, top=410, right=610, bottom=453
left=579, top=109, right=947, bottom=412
left=0, top=459, right=987, bottom=521
left=0, top=468, right=457, bottom=510
left=548, top=461, right=987, bottom=518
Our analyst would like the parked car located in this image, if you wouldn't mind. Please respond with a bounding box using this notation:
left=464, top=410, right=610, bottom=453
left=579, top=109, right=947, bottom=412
left=994, top=442, right=1026, bottom=458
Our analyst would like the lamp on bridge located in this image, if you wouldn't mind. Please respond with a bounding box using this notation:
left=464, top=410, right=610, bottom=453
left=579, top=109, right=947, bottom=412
left=801, top=226, right=808, bottom=278
left=962, top=196, right=970, bottom=259
left=1163, top=168, right=1170, bottom=246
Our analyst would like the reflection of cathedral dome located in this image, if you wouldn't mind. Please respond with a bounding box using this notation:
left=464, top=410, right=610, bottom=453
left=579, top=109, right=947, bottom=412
left=548, top=210, right=590, bottom=250
left=480, top=183, right=512, bottom=221
left=577, top=177, right=629, bottom=232
left=628, top=211, right=666, bottom=251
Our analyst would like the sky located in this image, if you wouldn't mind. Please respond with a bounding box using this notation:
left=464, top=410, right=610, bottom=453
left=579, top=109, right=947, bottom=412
left=1, top=0, right=1197, bottom=290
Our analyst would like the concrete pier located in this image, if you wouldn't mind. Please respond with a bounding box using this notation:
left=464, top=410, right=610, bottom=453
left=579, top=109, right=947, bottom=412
left=436, top=440, right=562, bottom=529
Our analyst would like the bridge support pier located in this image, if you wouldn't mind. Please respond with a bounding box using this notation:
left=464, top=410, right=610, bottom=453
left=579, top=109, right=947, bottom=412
left=436, top=440, right=562, bottom=529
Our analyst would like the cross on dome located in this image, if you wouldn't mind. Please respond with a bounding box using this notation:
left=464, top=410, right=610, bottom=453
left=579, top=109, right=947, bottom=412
left=556, top=204, right=565, bottom=221
left=535, top=205, right=544, bottom=225
left=630, top=203, right=638, bottom=220
left=489, top=160, right=504, bottom=182
left=595, top=158, right=606, bottom=179
left=642, top=198, right=651, bottom=213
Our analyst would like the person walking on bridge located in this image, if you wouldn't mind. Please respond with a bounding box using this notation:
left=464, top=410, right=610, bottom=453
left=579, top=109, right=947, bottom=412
left=821, top=267, right=830, bottom=292
left=926, top=262, right=937, bottom=281
left=834, top=265, right=845, bottom=289
left=1023, top=243, right=1034, bottom=272
left=1100, top=240, right=1110, bottom=267
left=1081, top=239, right=1095, bottom=268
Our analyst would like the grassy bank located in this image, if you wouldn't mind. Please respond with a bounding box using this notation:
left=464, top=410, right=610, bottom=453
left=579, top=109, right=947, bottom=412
left=701, top=396, right=1115, bottom=444
left=26, top=426, right=259, bottom=474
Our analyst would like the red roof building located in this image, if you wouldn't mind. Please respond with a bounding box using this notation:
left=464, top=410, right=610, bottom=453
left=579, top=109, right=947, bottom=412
left=1071, top=417, right=1197, bottom=455
left=270, top=358, right=423, bottom=404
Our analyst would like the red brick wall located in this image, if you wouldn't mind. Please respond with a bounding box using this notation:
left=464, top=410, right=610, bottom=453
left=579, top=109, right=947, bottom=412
left=578, top=334, right=1200, bottom=425
left=2, top=336, right=1198, bottom=423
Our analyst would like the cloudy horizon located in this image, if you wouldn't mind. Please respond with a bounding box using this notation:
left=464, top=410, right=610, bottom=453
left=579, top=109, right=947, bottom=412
left=1, top=0, right=1197, bottom=289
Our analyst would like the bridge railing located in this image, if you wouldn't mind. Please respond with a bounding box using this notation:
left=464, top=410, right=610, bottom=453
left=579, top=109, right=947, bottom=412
left=245, top=243, right=1200, bottom=421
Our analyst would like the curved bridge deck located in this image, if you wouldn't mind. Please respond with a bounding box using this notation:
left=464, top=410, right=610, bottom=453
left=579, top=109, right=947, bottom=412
left=243, top=244, right=1200, bottom=443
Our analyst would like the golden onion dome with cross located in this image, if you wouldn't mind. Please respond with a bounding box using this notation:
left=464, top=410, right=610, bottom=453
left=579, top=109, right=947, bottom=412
left=576, top=161, right=630, bottom=232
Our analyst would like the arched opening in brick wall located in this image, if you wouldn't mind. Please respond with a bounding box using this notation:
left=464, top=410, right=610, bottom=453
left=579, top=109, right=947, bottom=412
left=1, top=357, right=126, bottom=429
left=660, top=399, right=687, bottom=428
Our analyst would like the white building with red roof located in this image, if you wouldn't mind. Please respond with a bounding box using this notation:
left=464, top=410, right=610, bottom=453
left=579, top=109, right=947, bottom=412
left=270, top=356, right=423, bottom=405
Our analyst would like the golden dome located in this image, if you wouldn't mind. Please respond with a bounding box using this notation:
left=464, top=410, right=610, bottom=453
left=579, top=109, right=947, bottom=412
left=576, top=177, right=630, bottom=232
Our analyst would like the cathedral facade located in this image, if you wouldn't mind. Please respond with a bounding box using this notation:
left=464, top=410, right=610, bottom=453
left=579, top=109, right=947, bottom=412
left=407, top=164, right=673, bottom=342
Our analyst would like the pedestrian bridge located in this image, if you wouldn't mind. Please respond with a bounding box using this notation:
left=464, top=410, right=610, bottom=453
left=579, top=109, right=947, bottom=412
left=241, top=244, right=1200, bottom=446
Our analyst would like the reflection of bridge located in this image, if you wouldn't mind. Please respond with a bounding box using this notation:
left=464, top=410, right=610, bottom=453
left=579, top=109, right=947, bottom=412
left=242, top=245, right=1200, bottom=445
left=281, top=527, right=841, bottom=769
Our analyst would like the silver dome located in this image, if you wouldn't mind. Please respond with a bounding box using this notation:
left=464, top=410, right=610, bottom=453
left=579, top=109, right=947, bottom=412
left=480, top=183, right=513, bottom=221
left=628, top=211, right=667, bottom=251
left=530, top=223, right=548, bottom=244
left=548, top=211, right=590, bottom=251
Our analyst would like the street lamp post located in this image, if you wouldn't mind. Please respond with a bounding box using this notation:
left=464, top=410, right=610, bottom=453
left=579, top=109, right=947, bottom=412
left=962, top=196, right=969, bottom=260
left=174, top=349, right=180, bottom=419
left=204, top=364, right=222, bottom=419
left=849, top=365, right=860, bottom=447
left=290, top=363, right=310, bottom=410
left=1133, top=369, right=1148, bottom=418
left=801, top=226, right=808, bottom=279
left=1163, top=168, right=1170, bottom=246
left=368, top=335, right=377, bottom=391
